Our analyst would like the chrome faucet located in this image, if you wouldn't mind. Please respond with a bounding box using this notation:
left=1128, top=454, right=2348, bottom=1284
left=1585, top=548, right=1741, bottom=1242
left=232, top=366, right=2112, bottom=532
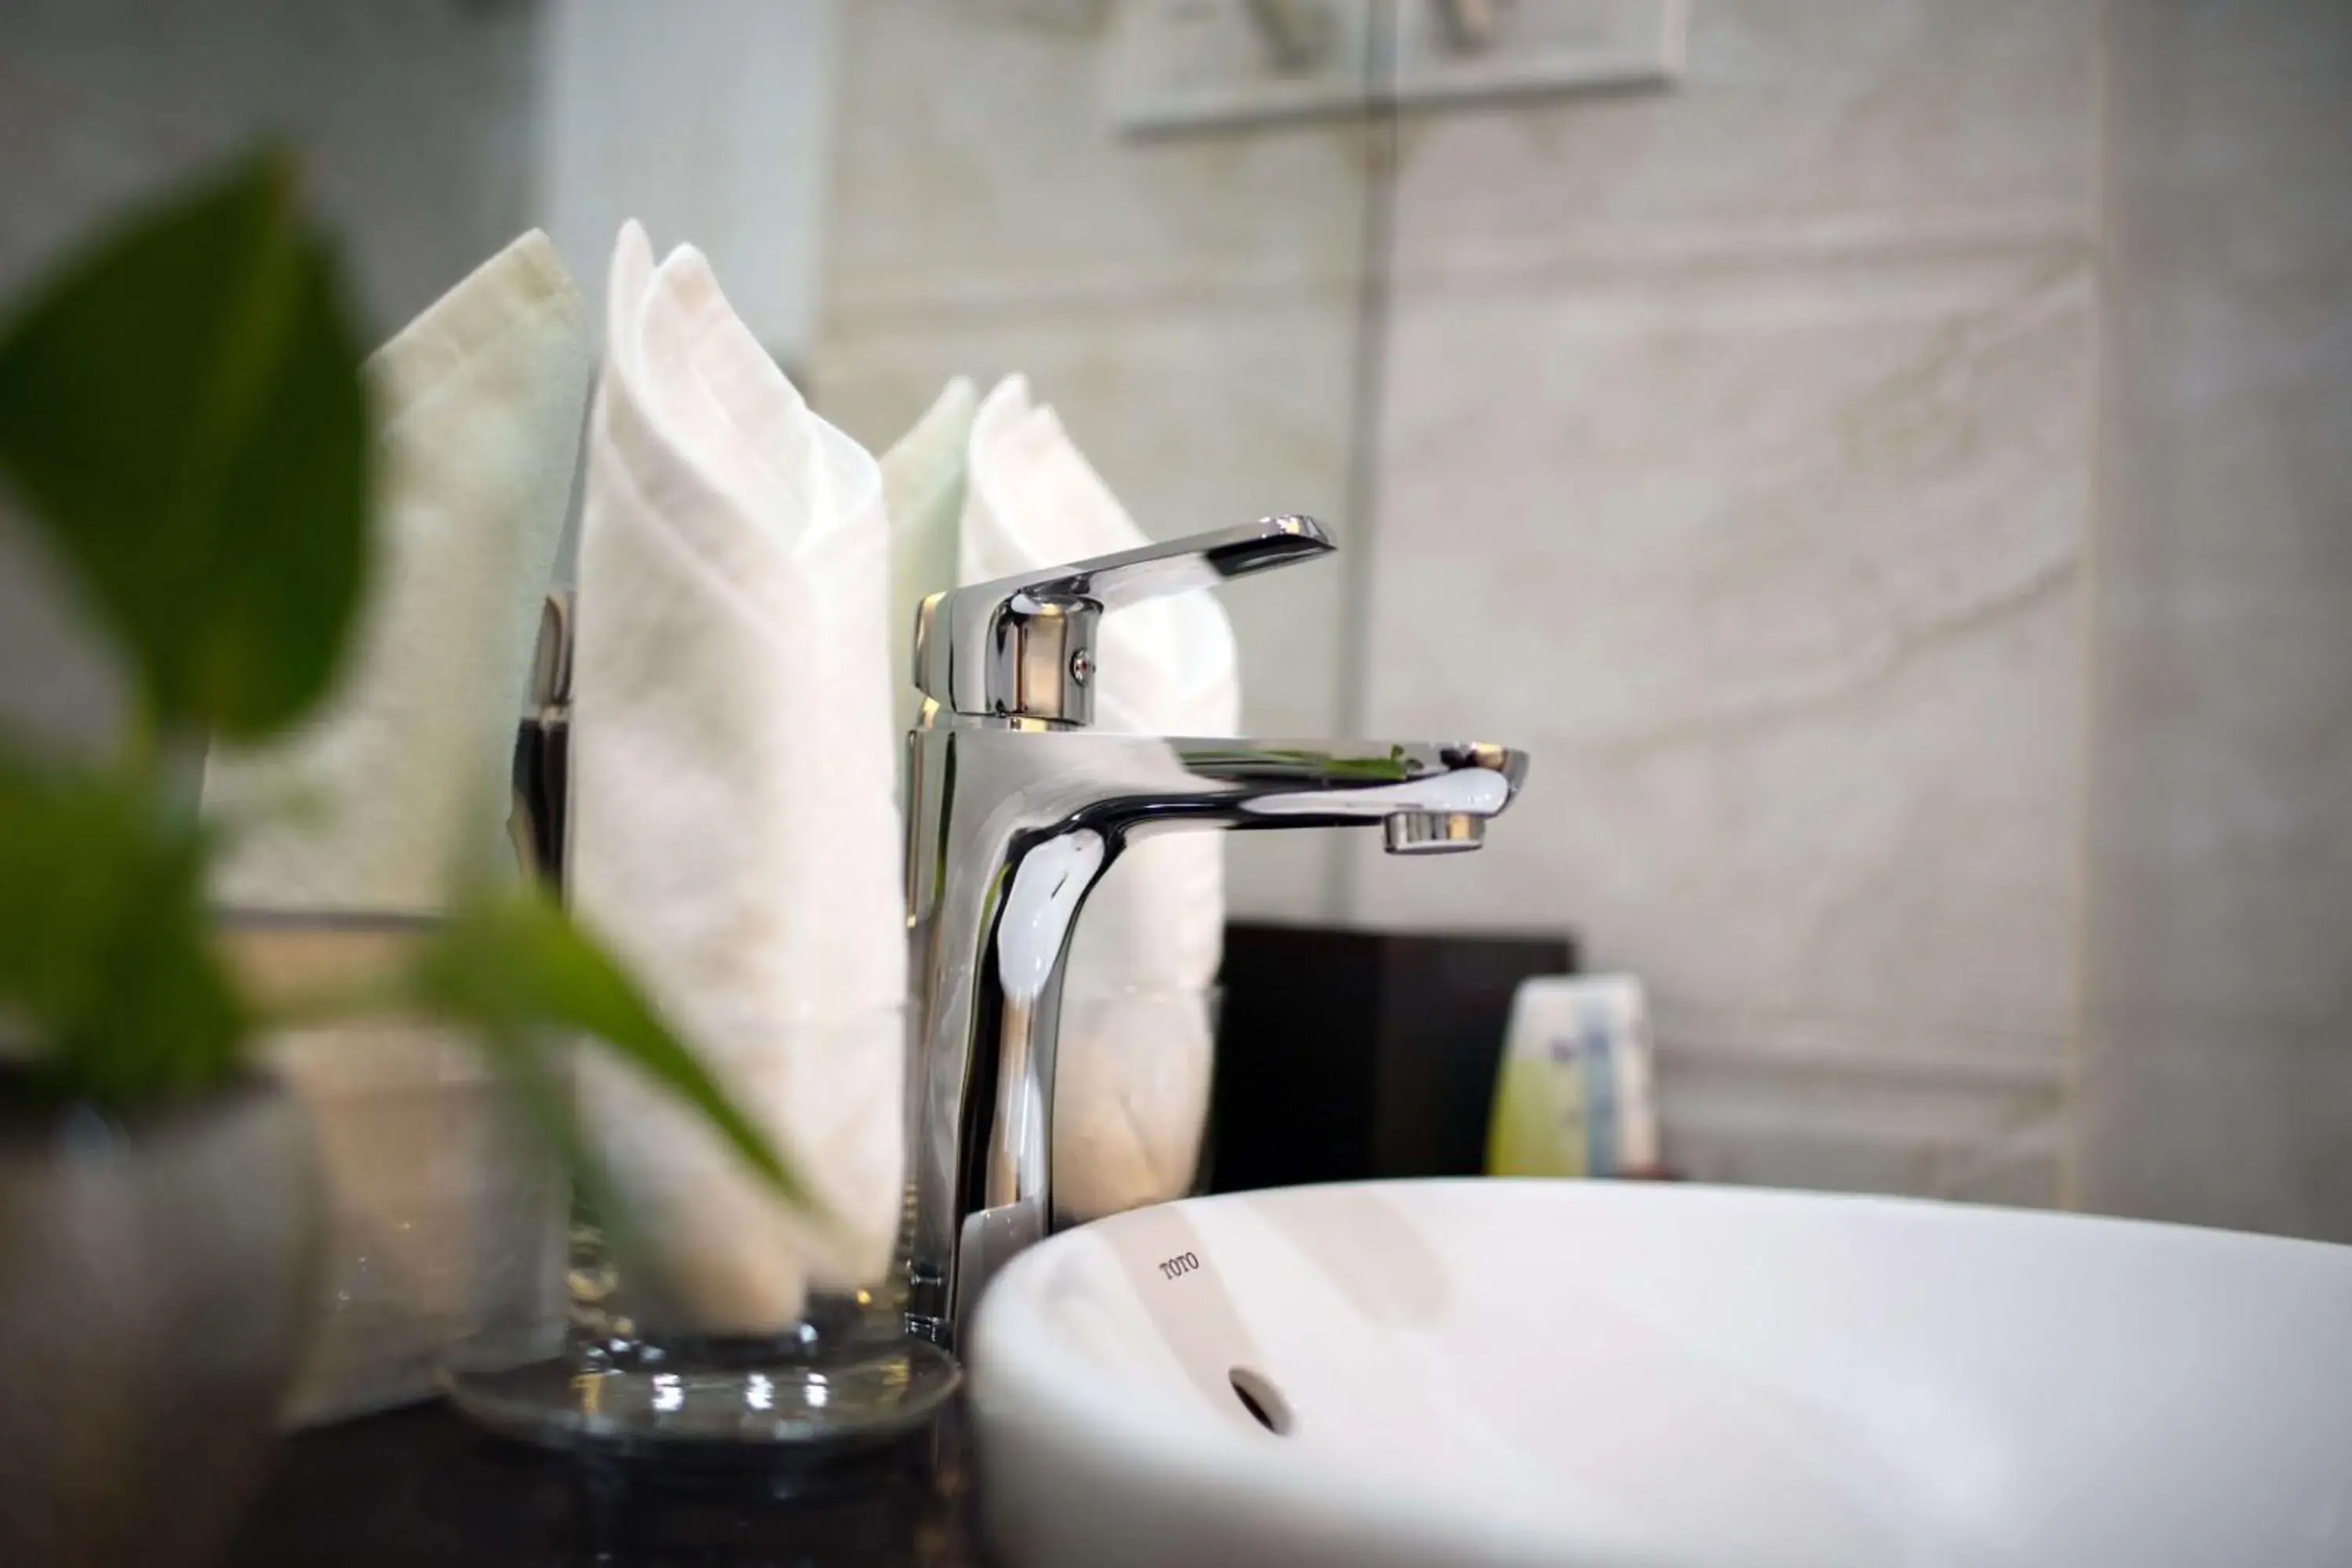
left=902, top=515, right=1529, bottom=1347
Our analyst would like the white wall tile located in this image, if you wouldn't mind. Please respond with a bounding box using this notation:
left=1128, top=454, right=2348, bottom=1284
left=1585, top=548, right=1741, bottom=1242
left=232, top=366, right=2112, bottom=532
left=2080, top=1026, right=2352, bottom=1243
left=1385, top=0, right=2096, bottom=278
left=822, top=0, right=1372, bottom=324
left=2078, top=1, right=2352, bottom=1240
left=1351, top=0, right=2099, bottom=1196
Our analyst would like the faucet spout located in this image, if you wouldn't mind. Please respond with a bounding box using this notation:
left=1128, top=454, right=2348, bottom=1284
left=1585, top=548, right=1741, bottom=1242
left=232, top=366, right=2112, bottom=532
left=898, top=514, right=1525, bottom=1348
left=901, top=728, right=1528, bottom=1345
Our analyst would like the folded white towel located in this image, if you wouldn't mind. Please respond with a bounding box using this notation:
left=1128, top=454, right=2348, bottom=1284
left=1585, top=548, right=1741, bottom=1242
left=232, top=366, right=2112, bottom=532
left=204, top=230, right=588, bottom=913
left=880, top=378, right=978, bottom=737
left=959, top=375, right=1240, bottom=1221
left=571, top=222, right=905, bottom=1331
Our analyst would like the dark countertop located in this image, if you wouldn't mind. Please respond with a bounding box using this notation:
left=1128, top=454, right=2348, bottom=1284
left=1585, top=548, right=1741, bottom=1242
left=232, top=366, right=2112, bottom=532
left=223, top=1399, right=985, bottom=1567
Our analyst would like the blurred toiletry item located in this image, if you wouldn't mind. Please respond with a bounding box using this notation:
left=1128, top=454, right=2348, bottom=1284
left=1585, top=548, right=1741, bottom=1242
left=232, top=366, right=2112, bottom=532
left=880, top=376, right=977, bottom=738
left=1486, top=973, right=1661, bottom=1179
left=959, top=374, right=1239, bottom=1221
left=198, top=232, right=587, bottom=1420
left=202, top=230, right=588, bottom=913
left=571, top=221, right=904, bottom=1331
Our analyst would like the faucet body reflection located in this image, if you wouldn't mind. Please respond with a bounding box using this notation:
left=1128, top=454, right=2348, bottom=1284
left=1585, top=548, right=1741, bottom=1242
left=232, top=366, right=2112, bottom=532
left=902, top=517, right=1529, bottom=1346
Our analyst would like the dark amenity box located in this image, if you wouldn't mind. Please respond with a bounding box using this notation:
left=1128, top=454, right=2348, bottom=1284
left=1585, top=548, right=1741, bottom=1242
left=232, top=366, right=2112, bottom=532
left=1207, top=922, right=1577, bottom=1193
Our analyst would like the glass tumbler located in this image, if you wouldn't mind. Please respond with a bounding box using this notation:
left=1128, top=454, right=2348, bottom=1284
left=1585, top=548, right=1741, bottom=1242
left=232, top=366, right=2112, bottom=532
left=439, top=1005, right=957, bottom=1460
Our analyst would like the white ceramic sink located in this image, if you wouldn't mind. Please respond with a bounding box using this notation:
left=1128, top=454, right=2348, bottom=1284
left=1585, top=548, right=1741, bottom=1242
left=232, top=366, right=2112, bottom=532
left=969, top=1179, right=2352, bottom=1566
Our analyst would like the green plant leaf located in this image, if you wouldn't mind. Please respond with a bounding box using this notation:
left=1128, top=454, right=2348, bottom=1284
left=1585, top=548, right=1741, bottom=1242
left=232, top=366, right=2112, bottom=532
left=463, top=1024, right=642, bottom=1261
left=0, top=757, right=245, bottom=1104
left=0, top=149, right=371, bottom=743
left=408, top=887, right=818, bottom=1215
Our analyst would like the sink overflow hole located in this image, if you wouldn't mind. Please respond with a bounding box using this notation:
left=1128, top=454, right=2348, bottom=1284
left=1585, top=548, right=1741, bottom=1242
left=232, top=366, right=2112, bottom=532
left=1229, top=1367, right=1292, bottom=1436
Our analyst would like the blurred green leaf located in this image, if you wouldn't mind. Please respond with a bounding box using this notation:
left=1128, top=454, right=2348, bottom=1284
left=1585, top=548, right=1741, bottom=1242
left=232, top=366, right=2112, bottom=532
left=409, top=887, right=818, bottom=1214
left=0, top=150, right=371, bottom=743
left=0, top=757, right=245, bottom=1103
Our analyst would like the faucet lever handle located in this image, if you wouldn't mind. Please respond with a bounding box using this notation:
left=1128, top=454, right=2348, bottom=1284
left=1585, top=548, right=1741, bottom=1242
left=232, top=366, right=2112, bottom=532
left=913, top=514, right=1332, bottom=727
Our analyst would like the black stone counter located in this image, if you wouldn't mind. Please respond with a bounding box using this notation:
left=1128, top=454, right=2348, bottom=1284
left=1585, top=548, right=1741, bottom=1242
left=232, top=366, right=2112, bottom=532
left=223, top=1399, right=984, bottom=1566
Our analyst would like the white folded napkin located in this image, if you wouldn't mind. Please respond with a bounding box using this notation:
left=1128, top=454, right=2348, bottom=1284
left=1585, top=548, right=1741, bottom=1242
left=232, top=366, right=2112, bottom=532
left=204, top=230, right=588, bottom=913
left=959, top=375, right=1240, bottom=1221
left=571, top=222, right=905, bottom=1331
left=879, top=377, right=977, bottom=736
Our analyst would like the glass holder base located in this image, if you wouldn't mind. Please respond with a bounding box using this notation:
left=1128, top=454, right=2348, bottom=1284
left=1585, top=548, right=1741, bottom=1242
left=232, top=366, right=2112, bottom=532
left=438, top=1320, right=960, bottom=1465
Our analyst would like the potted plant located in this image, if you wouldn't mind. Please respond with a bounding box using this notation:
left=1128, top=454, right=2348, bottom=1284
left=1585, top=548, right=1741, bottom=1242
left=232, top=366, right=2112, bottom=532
left=0, top=156, right=808, bottom=1566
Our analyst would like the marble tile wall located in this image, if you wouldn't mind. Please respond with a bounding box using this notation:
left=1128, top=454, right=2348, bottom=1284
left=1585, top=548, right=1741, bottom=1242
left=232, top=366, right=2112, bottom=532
left=1348, top=0, right=2101, bottom=1202
left=8, top=0, right=2339, bottom=1244
left=2077, top=2, right=2352, bottom=1241
left=819, top=2, right=2352, bottom=1231
left=809, top=0, right=1375, bottom=921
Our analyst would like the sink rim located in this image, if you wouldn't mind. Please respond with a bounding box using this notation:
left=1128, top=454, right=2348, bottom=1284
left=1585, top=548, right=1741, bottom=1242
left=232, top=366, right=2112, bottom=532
left=969, top=1178, right=2352, bottom=1567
